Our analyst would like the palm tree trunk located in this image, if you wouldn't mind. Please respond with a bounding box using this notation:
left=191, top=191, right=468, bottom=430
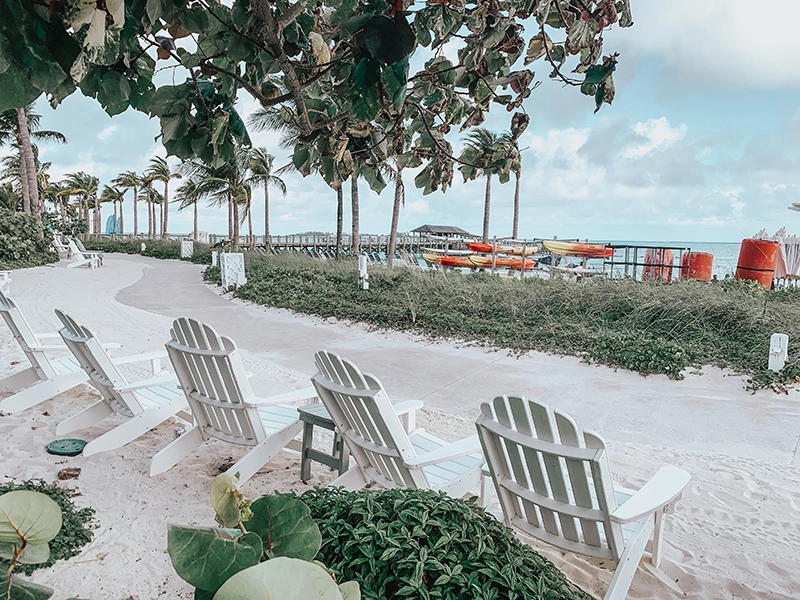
left=512, top=168, right=520, bottom=240
left=193, top=202, right=198, bottom=241
left=158, top=203, right=163, bottom=237
left=16, top=108, right=39, bottom=214
left=247, top=206, right=253, bottom=249
left=162, top=183, right=169, bottom=239
left=350, top=175, right=360, bottom=260
left=482, top=174, right=492, bottom=242
left=18, top=146, right=30, bottom=213
left=133, top=185, right=138, bottom=236
left=335, top=186, right=343, bottom=260
left=232, top=196, right=240, bottom=250
left=264, top=183, right=270, bottom=251
left=147, top=200, right=153, bottom=238
left=388, top=167, right=404, bottom=268
left=113, top=200, right=118, bottom=237
left=228, top=196, right=233, bottom=241
left=60, top=196, right=66, bottom=220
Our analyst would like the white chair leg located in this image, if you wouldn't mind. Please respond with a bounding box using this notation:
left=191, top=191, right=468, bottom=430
left=227, top=420, right=304, bottom=484
left=0, top=371, right=87, bottom=414
left=56, top=400, right=114, bottom=435
left=149, top=425, right=205, bottom=476
left=0, top=367, right=40, bottom=392
left=603, top=518, right=654, bottom=600
left=651, top=508, right=665, bottom=568
left=82, top=397, right=188, bottom=456
left=329, top=465, right=370, bottom=490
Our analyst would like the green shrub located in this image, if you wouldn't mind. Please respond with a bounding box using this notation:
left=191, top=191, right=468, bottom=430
left=82, top=237, right=213, bottom=264
left=0, top=479, right=96, bottom=575
left=0, top=210, right=58, bottom=269
left=300, top=487, right=592, bottom=600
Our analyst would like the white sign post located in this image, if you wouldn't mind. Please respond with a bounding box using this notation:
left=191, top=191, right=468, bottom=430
left=220, top=253, right=247, bottom=291
left=769, top=333, right=789, bottom=372
left=180, top=240, right=194, bottom=258
left=358, top=255, right=369, bottom=290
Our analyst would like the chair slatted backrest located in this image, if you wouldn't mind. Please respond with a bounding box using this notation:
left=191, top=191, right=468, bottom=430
left=311, top=350, right=429, bottom=490
left=476, top=395, right=625, bottom=562
left=166, top=317, right=265, bottom=445
left=0, top=290, right=58, bottom=380
left=55, top=309, right=143, bottom=418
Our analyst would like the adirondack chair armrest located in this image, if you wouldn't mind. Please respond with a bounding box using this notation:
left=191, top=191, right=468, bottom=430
left=112, top=351, right=167, bottom=365
left=101, top=342, right=122, bottom=350
left=404, top=434, right=483, bottom=468
left=114, top=373, right=178, bottom=392
left=609, top=466, right=691, bottom=525
left=28, top=344, right=71, bottom=352
left=35, top=333, right=63, bottom=339
left=250, top=386, right=319, bottom=406
left=392, top=400, right=424, bottom=415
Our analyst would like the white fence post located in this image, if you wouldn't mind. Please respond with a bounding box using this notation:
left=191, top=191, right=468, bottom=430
left=769, top=333, right=789, bottom=372
left=358, top=255, right=369, bottom=290
left=211, top=251, right=218, bottom=267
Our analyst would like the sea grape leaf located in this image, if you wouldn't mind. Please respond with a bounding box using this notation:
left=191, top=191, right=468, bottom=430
left=167, top=525, right=262, bottom=592
left=380, top=58, right=409, bottom=113
left=0, top=571, right=54, bottom=600
left=210, top=473, right=252, bottom=529
left=0, top=541, right=49, bottom=565
left=214, top=557, right=344, bottom=600
left=0, top=492, right=62, bottom=547
left=246, top=495, right=321, bottom=561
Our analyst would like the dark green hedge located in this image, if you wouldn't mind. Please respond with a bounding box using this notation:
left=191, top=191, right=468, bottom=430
left=0, top=210, right=58, bottom=269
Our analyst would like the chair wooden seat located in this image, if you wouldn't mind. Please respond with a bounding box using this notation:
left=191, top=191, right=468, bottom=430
left=54, top=309, right=188, bottom=457
left=311, top=350, right=485, bottom=502
left=149, top=317, right=318, bottom=483
left=476, top=394, right=691, bottom=600
left=0, top=290, right=89, bottom=414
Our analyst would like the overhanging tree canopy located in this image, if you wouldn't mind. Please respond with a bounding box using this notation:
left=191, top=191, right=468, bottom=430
left=0, top=0, right=631, bottom=195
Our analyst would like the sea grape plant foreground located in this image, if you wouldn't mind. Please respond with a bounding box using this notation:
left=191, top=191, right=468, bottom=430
left=0, top=0, right=632, bottom=194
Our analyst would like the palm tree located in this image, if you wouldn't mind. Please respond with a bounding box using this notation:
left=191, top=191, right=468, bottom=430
left=60, top=172, right=99, bottom=235
left=0, top=183, right=19, bottom=211
left=112, top=171, right=142, bottom=236
left=144, top=157, right=181, bottom=239
left=139, top=179, right=163, bottom=238
left=0, top=107, right=67, bottom=214
left=246, top=148, right=286, bottom=250
left=174, top=179, right=202, bottom=241
left=100, top=186, right=124, bottom=236
left=459, top=128, right=508, bottom=242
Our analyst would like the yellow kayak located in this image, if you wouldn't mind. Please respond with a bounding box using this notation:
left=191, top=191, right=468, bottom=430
left=542, top=240, right=613, bottom=258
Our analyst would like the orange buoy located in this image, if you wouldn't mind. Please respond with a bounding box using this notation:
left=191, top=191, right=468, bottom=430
left=680, top=252, right=714, bottom=281
left=642, top=248, right=674, bottom=282
left=735, top=238, right=779, bottom=287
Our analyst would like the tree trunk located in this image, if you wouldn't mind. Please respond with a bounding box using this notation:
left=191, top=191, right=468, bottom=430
left=162, top=182, right=169, bottom=239
left=133, top=185, right=138, bottom=236
left=335, top=186, right=343, bottom=260
left=482, top=174, right=492, bottom=242
left=388, top=167, right=404, bottom=268
left=17, top=142, right=30, bottom=213
left=512, top=168, right=520, bottom=240
left=148, top=200, right=153, bottom=238
left=60, top=196, right=66, bottom=220
left=264, top=183, right=270, bottom=251
left=119, top=201, right=124, bottom=235
left=350, top=175, right=360, bottom=260
left=228, top=196, right=233, bottom=241
left=247, top=204, right=253, bottom=248
left=193, top=202, right=198, bottom=241
left=232, top=195, right=240, bottom=250
left=85, top=198, right=91, bottom=236
left=16, top=108, right=39, bottom=214
left=113, top=200, right=118, bottom=237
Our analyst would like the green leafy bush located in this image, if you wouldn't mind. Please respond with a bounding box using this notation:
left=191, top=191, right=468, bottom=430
left=300, top=487, right=592, bottom=600
left=0, top=211, right=58, bottom=269
left=0, top=479, right=96, bottom=576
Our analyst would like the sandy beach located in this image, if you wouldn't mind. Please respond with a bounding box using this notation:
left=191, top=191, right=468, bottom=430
left=1, top=254, right=799, bottom=599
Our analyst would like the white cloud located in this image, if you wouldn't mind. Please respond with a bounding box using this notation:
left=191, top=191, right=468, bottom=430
left=620, top=117, right=687, bottom=160
left=278, top=213, right=299, bottom=222
left=616, top=1, right=800, bottom=87
left=98, top=125, right=117, bottom=140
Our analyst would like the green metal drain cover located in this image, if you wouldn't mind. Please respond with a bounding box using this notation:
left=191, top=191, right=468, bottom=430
left=46, top=439, right=88, bottom=457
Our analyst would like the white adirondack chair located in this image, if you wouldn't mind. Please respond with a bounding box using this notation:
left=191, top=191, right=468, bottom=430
left=66, top=238, right=101, bottom=269
left=311, top=350, right=485, bottom=500
left=55, top=309, right=188, bottom=456
left=50, top=236, right=71, bottom=258
left=150, top=317, right=318, bottom=483
left=476, top=395, right=691, bottom=600
left=0, top=291, right=88, bottom=413
left=74, top=238, right=104, bottom=265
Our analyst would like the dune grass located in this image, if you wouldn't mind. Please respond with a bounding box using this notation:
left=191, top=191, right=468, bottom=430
left=204, top=252, right=800, bottom=391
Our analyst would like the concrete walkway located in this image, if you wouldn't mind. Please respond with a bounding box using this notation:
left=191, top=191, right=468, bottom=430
left=11, top=253, right=800, bottom=466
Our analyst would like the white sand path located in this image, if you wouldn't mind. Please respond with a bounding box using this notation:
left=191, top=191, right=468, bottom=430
left=0, top=254, right=798, bottom=599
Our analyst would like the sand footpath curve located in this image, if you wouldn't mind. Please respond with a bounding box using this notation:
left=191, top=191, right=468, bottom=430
left=0, top=254, right=798, bottom=599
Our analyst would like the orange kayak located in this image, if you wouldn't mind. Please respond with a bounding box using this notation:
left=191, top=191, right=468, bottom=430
left=542, top=240, right=613, bottom=258
left=468, top=255, right=537, bottom=270
left=422, top=253, right=475, bottom=268
left=468, top=243, right=538, bottom=255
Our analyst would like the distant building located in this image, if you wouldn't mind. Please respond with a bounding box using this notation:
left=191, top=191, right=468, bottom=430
left=410, top=224, right=477, bottom=238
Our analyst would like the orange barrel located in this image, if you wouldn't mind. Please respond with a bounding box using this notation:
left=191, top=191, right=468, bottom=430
left=735, top=238, right=779, bottom=287
left=680, top=252, right=714, bottom=281
left=643, top=248, right=674, bottom=282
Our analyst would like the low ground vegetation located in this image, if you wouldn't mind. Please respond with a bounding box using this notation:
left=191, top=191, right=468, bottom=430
left=203, top=252, right=800, bottom=391
left=82, top=238, right=212, bottom=265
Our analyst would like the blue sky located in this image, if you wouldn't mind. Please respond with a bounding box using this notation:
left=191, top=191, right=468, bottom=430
left=11, top=1, right=800, bottom=243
